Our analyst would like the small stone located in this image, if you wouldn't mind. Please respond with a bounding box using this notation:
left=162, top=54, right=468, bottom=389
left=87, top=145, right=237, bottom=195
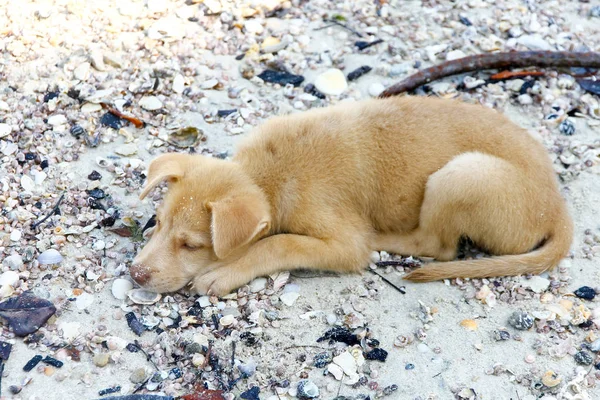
left=590, top=338, right=600, bottom=352
left=74, top=62, right=91, bottom=81
left=574, top=351, right=594, bottom=365
left=47, top=115, right=67, bottom=126
left=192, top=353, right=205, bottom=367
left=10, top=230, right=21, bottom=242
left=139, top=96, right=163, bottom=111
left=559, top=119, right=576, bottom=136
left=173, top=74, right=185, bottom=94
left=368, top=83, right=385, bottom=97
left=574, top=286, right=596, bottom=300
left=508, top=311, right=534, bottom=330
left=590, top=6, right=600, bottom=18
left=88, top=171, right=102, bottom=181
left=297, top=379, right=319, bottom=398
left=365, top=348, right=388, bottom=362
left=313, top=352, right=332, bottom=368
left=130, top=368, right=148, bottom=383
left=446, top=50, right=466, bottom=60
left=517, top=94, right=533, bottom=105
left=314, top=69, right=348, bottom=96
left=244, top=19, right=264, bottom=34
left=493, top=330, right=511, bottom=341
left=257, top=70, right=304, bottom=87
left=517, top=34, right=552, bottom=51
left=405, top=363, right=415, bottom=370
left=347, top=66, right=372, bottom=81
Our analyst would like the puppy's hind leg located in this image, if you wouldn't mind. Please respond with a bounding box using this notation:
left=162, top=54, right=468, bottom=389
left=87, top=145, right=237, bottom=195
left=375, top=152, right=537, bottom=266
left=403, top=151, right=555, bottom=281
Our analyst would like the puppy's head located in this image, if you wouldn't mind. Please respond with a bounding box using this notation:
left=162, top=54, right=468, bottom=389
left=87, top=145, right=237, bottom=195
left=131, top=153, right=270, bottom=293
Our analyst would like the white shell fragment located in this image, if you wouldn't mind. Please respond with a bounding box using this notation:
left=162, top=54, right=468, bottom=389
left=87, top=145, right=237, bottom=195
left=280, top=292, right=300, bottom=306
left=76, top=293, right=95, bottom=310
left=249, top=277, right=267, bottom=293
left=332, top=350, right=360, bottom=385
left=139, top=96, right=163, bottom=111
left=47, top=114, right=67, bottom=126
left=59, top=321, right=81, bottom=341
left=520, top=276, right=551, bottom=293
left=0, top=123, right=11, bottom=138
left=314, top=69, right=348, bottom=96
left=37, top=249, right=63, bottom=265
left=172, top=74, right=185, bottom=94
left=220, top=314, right=235, bottom=326
left=127, top=289, right=161, bottom=305
left=0, top=271, right=19, bottom=287
left=112, top=279, right=134, bottom=300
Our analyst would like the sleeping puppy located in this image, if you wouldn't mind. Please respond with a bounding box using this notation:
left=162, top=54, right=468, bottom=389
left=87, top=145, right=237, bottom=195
left=130, top=96, right=573, bottom=296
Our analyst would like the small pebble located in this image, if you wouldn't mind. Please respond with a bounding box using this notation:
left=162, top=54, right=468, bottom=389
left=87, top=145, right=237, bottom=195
left=559, top=119, right=576, bottom=136
left=93, top=353, right=110, bottom=367
left=130, top=368, right=148, bottom=383
left=508, top=311, right=534, bottom=330
left=574, top=286, right=596, bottom=300
left=574, top=351, right=594, bottom=365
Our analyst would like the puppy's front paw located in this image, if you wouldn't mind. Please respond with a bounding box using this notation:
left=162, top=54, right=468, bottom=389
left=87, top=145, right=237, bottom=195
left=192, top=265, right=251, bottom=297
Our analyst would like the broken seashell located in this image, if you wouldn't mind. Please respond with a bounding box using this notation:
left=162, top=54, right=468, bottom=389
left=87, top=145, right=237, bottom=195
left=127, top=289, right=161, bottom=305
left=220, top=315, right=235, bottom=326
left=542, top=370, right=561, bottom=387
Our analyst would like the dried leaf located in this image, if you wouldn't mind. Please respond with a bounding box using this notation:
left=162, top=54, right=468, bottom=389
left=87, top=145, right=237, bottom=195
left=578, top=79, right=600, bottom=96
left=108, top=227, right=134, bottom=238
left=0, top=292, right=56, bottom=336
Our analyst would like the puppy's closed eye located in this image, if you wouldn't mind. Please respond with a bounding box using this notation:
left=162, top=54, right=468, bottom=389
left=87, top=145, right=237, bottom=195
left=183, top=243, right=204, bottom=251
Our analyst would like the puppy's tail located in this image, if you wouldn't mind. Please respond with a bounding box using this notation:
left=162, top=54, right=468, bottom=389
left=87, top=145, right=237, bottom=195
left=404, top=210, right=574, bottom=282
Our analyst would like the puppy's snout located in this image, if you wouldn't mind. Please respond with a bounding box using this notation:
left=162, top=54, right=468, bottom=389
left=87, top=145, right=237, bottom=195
left=130, top=264, right=152, bottom=286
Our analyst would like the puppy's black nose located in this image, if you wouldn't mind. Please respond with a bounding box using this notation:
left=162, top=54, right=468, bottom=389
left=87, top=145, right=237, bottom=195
left=130, top=264, right=151, bottom=286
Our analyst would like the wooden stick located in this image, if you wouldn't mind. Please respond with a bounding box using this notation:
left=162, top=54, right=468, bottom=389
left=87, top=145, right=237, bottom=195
left=379, top=51, right=600, bottom=97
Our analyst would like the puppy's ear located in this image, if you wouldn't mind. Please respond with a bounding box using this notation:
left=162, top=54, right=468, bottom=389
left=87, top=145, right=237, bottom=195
left=139, top=153, right=187, bottom=200
left=207, top=195, right=270, bottom=259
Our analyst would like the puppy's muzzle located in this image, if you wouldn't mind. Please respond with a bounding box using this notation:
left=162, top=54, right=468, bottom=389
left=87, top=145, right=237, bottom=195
left=130, top=263, right=152, bottom=286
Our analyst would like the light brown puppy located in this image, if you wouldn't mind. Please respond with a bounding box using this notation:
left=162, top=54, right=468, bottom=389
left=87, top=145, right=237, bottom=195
left=131, top=96, right=573, bottom=296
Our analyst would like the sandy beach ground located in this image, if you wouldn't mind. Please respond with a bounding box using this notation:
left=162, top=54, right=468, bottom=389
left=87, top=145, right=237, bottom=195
left=1, top=0, right=600, bottom=399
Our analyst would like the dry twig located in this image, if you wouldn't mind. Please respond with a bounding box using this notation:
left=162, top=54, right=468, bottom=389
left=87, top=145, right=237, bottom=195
left=380, top=51, right=600, bottom=97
